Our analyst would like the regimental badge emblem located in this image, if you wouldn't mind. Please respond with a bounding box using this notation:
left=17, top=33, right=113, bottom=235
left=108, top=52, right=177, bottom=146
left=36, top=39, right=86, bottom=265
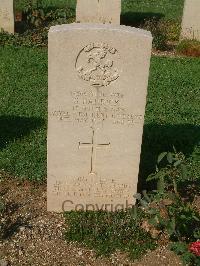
left=75, top=43, right=120, bottom=87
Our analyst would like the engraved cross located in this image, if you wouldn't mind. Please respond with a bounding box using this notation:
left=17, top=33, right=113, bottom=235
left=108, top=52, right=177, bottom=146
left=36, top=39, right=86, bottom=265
left=79, top=128, right=110, bottom=175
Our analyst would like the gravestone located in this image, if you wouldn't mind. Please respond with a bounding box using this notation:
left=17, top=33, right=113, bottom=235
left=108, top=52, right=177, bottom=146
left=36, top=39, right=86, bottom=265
left=47, top=23, right=152, bottom=212
left=76, top=0, right=121, bottom=24
left=181, top=0, right=200, bottom=41
left=0, top=0, right=14, bottom=34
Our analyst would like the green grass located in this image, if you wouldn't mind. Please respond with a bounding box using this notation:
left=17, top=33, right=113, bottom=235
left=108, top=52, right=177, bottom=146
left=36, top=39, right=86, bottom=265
left=122, top=0, right=184, bottom=21
left=0, top=47, right=47, bottom=180
left=15, top=0, right=76, bottom=11
left=0, top=47, right=199, bottom=182
left=15, top=0, right=184, bottom=21
left=65, top=209, right=157, bottom=259
left=140, top=56, right=200, bottom=188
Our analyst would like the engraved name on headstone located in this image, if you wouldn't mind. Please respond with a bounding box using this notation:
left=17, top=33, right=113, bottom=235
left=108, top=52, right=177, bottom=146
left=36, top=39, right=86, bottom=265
left=47, top=24, right=152, bottom=212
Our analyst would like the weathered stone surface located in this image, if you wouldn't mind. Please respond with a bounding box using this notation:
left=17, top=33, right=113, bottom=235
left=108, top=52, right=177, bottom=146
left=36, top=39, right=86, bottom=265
left=0, top=0, right=14, bottom=34
left=47, top=23, right=152, bottom=212
left=76, top=0, right=121, bottom=24
left=181, top=0, right=200, bottom=41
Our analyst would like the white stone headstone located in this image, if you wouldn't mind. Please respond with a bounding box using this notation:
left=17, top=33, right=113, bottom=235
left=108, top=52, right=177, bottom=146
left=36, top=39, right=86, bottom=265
left=76, top=0, right=121, bottom=24
left=0, top=0, right=14, bottom=34
left=181, top=0, right=200, bottom=41
left=47, top=23, right=152, bottom=212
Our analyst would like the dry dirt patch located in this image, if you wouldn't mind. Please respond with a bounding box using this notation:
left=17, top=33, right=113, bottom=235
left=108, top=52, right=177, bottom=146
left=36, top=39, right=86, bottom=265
left=0, top=178, right=182, bottom=266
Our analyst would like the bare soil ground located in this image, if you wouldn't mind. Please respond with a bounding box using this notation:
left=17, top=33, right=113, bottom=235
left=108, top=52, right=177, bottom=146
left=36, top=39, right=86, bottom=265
left=0, top=177, right=183, bottom=266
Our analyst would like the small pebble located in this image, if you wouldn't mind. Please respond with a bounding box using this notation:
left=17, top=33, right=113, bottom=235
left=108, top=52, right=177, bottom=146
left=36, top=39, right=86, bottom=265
left=78, top=251, right=83, bottom=256
left=19, top=226, right=25, bottom=232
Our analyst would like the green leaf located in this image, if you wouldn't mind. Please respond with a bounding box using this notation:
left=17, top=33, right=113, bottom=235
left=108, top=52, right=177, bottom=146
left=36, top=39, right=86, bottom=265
left=148, top=217, right=158, bottom=227
left=31, top=16, right=35, bottom=24
left=172, top=146, right=177, bottom=153
left=157, top=152, right=167, bottom=164
left=167, top=152, right=173, bottom=164
left=156, top=165, right=159, bottom=172
left=140, top=199, right=149, bottom=208
left=142, top=190, right=151, bottom=203
left=174, top=160, right=182, bottom=167
left=147, top=172, right=161, bottom=182
left=166, top=218, right=176, bottom=235
left=170, top=242, right=188, bottom=254
left=193, top=215, right=200, bottom=222
left=157, top=174, right=166, bottom=193
left=39, top=9, right=45, bottom=17
left=148, top=209, right=158, bottom=215
left=180, top=164, right=187, bottom=179
left=133, top=193, right=141, bottom=200
left=194, top=229, right=200, bottom=239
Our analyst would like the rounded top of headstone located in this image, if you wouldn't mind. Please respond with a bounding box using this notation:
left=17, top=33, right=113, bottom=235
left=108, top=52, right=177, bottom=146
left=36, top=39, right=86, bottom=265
left=49, top=23, right=152, bottom=39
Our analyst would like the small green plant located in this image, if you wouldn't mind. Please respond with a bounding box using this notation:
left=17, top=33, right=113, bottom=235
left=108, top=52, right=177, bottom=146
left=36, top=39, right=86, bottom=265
left=136, top=191, right=200, bottom=241
left=142, top=18, right=181, bottom=50
left=138, top=151, right=200, bottom=265
left=170, top=242, right=200, bottom=266
left=0, top=29, right=48, bottom=47
left=143, top=18, right=168, bottom=50
left=147, top=147, right=187, bottom=194
left=23, top=0, right=45, bottom=27
left=65, top=209, right=157, bottom=259
left=144, top=150, right=200, bottom=240
left=164, top=20, right=181, bottom=42
left=168, top=199, right=200, bottom=241
left=176, top=39, right=200, bottom=57
left=22, top=0, right=75, bottom=28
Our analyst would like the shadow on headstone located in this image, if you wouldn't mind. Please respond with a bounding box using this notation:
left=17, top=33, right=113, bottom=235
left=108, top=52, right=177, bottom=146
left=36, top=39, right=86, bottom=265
left=121, top=12, right=164, bottom=27
left=0, top=115, right=45, bottom=150
left=138, top=123, right=200, bottom=192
